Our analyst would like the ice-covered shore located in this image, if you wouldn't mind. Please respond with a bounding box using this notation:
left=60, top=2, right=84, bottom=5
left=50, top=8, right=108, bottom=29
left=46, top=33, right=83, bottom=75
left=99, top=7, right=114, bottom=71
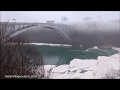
left=37, top=47, right=120, bottom=79
left=26, top=43, right=72, bottom=47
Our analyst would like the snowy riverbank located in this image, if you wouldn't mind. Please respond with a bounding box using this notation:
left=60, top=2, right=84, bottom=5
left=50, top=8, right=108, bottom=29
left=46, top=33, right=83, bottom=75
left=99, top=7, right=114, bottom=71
left=37, top=47, right=120, bottom=79
left=26, top=43, right=72, bottom=47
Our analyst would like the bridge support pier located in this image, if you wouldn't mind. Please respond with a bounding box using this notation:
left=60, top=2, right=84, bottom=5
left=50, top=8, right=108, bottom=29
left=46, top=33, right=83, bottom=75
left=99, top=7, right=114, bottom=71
left=68, top=40, right=81, bottom=49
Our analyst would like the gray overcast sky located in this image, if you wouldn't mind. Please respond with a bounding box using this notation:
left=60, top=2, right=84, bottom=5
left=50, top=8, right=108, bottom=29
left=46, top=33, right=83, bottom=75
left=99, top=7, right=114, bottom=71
left=1, top=11, right=120, bottom=23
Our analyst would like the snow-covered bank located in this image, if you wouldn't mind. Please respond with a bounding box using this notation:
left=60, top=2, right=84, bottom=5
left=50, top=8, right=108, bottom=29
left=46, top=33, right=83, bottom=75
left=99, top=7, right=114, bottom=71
left=37, top=47, right=120, bottom=79
left=25, top=43, right=72, bottom=47
left=7, top=42, right=72, bottom=47
left=93, top=53, right=120, bottom=78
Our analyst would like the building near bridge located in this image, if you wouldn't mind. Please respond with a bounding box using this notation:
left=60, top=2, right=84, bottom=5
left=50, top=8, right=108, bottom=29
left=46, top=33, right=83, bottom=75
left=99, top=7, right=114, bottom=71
left=61, top=17, right=68, bottom=22
left=47, top=20, right=55, bottom=23
left=82, top=17, right=92, bottom=22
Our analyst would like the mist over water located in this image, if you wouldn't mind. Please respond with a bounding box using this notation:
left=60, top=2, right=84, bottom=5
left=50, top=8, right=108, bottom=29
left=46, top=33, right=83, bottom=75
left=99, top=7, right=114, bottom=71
left=68, top=19, right=120, bottom=48
left=10, top=17, right=119, bottom=49
left=69, top=19, right=119, bottom=32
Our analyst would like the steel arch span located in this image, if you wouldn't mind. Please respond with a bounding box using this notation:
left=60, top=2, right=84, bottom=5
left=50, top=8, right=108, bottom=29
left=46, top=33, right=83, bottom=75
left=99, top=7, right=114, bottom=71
left=12, top=24, right=71, bottom=41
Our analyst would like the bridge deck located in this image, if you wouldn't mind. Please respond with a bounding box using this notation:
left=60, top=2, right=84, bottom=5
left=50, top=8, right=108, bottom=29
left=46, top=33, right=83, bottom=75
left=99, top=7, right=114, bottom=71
left=1, top=22, right=59, bottom=25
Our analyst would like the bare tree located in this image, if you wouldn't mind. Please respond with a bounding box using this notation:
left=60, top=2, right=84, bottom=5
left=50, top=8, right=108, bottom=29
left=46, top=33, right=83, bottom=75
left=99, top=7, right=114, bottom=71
left=0, top=21, right=45, bottom=79
left=102, top=70, right=120, bottom=79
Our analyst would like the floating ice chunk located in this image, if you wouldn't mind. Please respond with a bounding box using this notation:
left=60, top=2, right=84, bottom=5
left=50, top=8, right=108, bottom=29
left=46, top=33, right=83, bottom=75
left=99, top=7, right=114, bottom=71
left=93, top=46, right=99, bottom=49
left=86, top=46, right=99, bottom=51
left=112, top=47, right=120, bottom=52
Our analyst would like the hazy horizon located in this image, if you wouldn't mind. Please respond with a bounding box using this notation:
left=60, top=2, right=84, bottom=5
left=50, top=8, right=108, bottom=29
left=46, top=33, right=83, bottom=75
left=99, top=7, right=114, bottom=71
left=1, top=11, right=119, bottom=23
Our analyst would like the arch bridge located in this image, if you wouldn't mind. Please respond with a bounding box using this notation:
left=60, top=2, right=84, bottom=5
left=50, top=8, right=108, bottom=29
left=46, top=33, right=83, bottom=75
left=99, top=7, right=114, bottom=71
left=8, top=22, right=73, bottom=41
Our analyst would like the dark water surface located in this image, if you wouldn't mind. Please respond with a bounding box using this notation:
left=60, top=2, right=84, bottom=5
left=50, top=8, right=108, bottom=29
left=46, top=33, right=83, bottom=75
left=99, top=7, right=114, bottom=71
left=34, top=45, right=119, bottom=65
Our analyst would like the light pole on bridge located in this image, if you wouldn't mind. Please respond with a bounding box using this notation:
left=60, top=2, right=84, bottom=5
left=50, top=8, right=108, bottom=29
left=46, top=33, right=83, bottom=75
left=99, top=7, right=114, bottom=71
left=12, top=19, right=16, bottom=30
left=12, top=19, right=16, bottom=23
